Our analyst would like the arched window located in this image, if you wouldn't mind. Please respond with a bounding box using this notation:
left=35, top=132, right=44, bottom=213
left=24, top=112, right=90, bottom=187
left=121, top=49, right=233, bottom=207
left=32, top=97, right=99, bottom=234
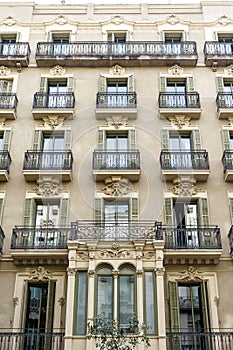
left=96, top=265, right=113, bottom=321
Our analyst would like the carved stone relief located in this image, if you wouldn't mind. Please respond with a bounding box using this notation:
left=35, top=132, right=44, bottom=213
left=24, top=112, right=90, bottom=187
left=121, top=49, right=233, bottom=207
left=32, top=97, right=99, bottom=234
left=178, top=266, right=203, bottom=282
left=102, top=177, right=133, bottom=196
left=170, top=177, right=199, bottom=197
left=50, top=65, right=66, bottom=76
left=29, top=266, right=52, bottom=281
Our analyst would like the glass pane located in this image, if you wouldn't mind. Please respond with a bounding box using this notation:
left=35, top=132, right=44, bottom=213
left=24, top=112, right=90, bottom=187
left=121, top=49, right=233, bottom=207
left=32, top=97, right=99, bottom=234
left=0, top=137, right=3, bottom=150
left=144, top=272, right=155, bottom=334
left=97, top=275, right=113, bottom=320
left=76, top=271, right=87, bottom=334
left=119, top=275, right=135, bottom=329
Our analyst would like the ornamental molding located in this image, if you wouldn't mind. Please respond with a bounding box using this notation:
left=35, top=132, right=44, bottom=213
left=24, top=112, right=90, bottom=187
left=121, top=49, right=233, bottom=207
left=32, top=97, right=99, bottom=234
left=89, top=248, right=96, bottom=259
left=55, top=15, right=68, bottom=25
left=42, top=116, right=65, bottom=129
left=214, top=296, right=220, bottom=306
left=227, top=117, right=233, bottom=126
left=166, top=14, right=180, bottom=25
left=77, top=251, right=89, bottom=261
left=0, top=66, right=11, bottom=76
left=98, top=248, right=133, bottom=259
left=217, top=15, right=232, bottom=26
left=109, top=64, right=126, bottom=76
left=168, top=64, right=184, bottom=75
left=50, top=65, right=66, bottom=76
left=58, top=297, right=65, bottom=306
left=178, top=266, right=203, bottom=282
left=136, top=247, right=143, bottom=259
left=171, top=177, right=199, bottom=197
left=224, top=65, right=233, bottom=75
left=105, top=116, right=128, bottom=129
left=155, top=267, right=165, bottom=276
left=67, top=267, right=77, bottom=276
left=12, top=297, right=19, bottom=306
left=29, top=266, right=52, bottom=281
left=169, top=115, right=191, bottom=129
left=102, top=177, right=133, bottom=196
left=143, top=251, right=155, bottom=260
left=2, top=16, right=16, bottom=26
left=33, top=177, right=62, bottom=197
left=101, top=15, right=134, bottom=27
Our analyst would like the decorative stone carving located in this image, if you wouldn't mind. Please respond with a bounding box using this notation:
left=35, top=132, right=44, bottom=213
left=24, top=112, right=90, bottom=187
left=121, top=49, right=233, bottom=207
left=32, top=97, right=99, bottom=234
left=136, top=269, right=143, bottom=275
left=109, top=64, right=126, bottom=76
left=29, top=266, right=52, bottom=281
left=42, top=116, right=65, bottom=129
left=33, top=177, right=62, bottom=197
left=143, top=251, right=155, bottom=260
left=168, top=64, right=183, bottom=75
left=67, top=267, right=77, bottom=276
left=2, top=16, right=16, bottom=26
left=102, top=177, right=133, bottom=196
left=111, top=15, right=125, bottom=25
left=0, top=66, right=11, bottom=76
left=88, top=269, right=95, bottom=277
left=227, top=117, right=233, bottom=126
left=169, top=115, right=191, bottom=129
left=224, top=65, right=233, bottom=75
left=171, top=177, right=199, bottom=197
left=55, top=15, right=68, bottom=25
left=12, top=297, right=19, bottom=305
left=98, top=249, right=132, bottom=259
left=58, top=297, right=65, bottom=306
left=112, top=269, right=119, bottom=277
left=106, top=116, right=128, bottom=129
left=136, top=247, right=143, bottom=259
left=178, top=266, right=203, bottom=282
left=50, top=65, right=66, bottom=76
left=214, top=296, right=220, bottom=306
left=166, top=14, right=179, bottom=25
left=218, top=15, right=232, bottom=26
left=89, top=248, right=95, bottom=259
left=77, top=252, right=89, bottom=261
left=155, top=267, right=165, bottom=276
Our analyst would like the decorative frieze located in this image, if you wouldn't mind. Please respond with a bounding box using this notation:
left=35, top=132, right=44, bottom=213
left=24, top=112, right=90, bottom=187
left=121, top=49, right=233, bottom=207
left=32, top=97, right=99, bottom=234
left=29, top=266, right=52, bottom=281
left=102, top=177, right=133, bottom=196
left=168, top=115, right=191, bottom=129
left=168, top=64, right=184, bottom=75
left=33, top=177, right=62, bottom=197
left=50, top=65, right=66, bottom=76
left=170, top=177, right=199, bottom=197
left=109, top=64, right=126, bottom=76
left=178, top=266, right=203, bottom=282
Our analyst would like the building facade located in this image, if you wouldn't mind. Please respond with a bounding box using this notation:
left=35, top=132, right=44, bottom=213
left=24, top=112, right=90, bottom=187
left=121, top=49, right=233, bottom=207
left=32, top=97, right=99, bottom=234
left=0, top=1, right=233, bottom=349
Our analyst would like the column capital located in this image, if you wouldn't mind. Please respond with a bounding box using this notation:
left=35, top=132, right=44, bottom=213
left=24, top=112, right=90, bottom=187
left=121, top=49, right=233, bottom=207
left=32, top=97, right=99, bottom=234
left=67, top=267, right=77, bottom=276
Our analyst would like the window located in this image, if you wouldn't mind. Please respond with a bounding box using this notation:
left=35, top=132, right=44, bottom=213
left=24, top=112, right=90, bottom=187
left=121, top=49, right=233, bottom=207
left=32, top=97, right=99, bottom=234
left=107, top=32, right=128, bottom=55
left=0, top=34, right=17, bottom=55
left=217, top=33, right=233, bottom=54
left=51, top=33, right=70, bottom=55
left=168, top=281, right=210, bottom=349
left=75, top=271, right=88, bottom=335
left=39, top=76, right=74, bottom=108
left=98, top=129, right=136, bottom=150
left=216, top=77, right=233, bottom=108
left=96, top=264, right=136, bottom=330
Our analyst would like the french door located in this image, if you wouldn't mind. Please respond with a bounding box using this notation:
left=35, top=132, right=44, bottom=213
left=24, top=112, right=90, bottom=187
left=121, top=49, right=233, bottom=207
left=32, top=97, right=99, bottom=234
left=104, top=201, right=129, bottom=239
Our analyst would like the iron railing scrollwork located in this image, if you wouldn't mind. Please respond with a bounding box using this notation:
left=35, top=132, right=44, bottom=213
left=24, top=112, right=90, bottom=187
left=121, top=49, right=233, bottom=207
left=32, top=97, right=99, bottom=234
left=159, top=92, right=201, bottom=109
left=204, top=41, right=233, bottom=56
left=156, top=225, right=222, bottom=249
left=228, top=225, right=233, bottom=254
left=0, top=93, right=18, bottom=110
left=36, top=41, right=197, bottom=58
left=160, top=150, right=209, bottom=170
left=216, top=93, right=233, bottom=109
left=23, top=150, right=73, bottom=171
left=0, top=226, right=5, bottom=254
left=0, top=151, right=11, bottom=173
left=0, top=43, right=31, bottom=57
left=93, top=150, right=140, bottom=170
left=33, top=92, right=75, bottom=109
left=11, top=227, right=71, bottom=249
left=96, top=92, right=137, bottom=108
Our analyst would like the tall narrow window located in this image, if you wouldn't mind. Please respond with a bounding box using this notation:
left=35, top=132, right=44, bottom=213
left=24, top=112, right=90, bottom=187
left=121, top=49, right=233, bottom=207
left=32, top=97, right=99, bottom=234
left=96, top=266, right=113, bottom=320
left=144, top=271, right=156, bottom=334
left=75, top=271, right=88, bottom=335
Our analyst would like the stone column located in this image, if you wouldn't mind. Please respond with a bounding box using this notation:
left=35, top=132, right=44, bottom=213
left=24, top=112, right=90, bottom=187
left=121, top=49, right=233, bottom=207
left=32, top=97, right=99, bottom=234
left=113, top=270, right=118, bottom=321
left=64, top=266, right=77, bottom=350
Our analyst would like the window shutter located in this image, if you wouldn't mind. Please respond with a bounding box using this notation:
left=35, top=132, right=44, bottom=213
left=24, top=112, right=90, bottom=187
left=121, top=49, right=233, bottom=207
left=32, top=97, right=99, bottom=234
left=32, top=130, right=43, bottom=151
left=161, top=129, right=169, bottom=149
left=98, top=129, right=106, bottom=150
left=168, top=281, right=180, bottom=332
left=197, top=197, right=210, bottom=227
left=222, top=129, right=231, bottom=150
left=216, top=77, right=224, bottom=92
left=229, top=198, right=233, bottom=224
left=45, top=280, right=56, bottom=348
left=98, top=75, right=107, bottom=93
left=128, top=129, right=136, bottom=149
left=21, top=280, right=29, bottom=330
left=0, top=198, right=4, bottom=224
left=191, top=129, right=202, bottom=150
left=186, top=76, right=195, bottom=92
left=160, top=77, right=167, bottom=92
left=64, top=129, right=72, bottom=150
left=94, top=198, right=103, bottom=224
left=200, top=282, right=210, bottom=333
left=16, top=32, right=21, bottom=42
left=47, top=32, right=52, bottom=42
left=0, top=80, right=12, bottom=93
left=182, top=31, right=188, bottom=41
left=24, top=198, right=36, bottom=227
left=213, top=31, right=218, bottom=41
left=126, top=31, right=130, bottom=41
left=2, top=130, right=11, bottom=151
left=130, top=197, right=139, bottom=221
left=127, top=74, right=134, bottom=93
left=67, top=77, right=74, bottom=93
left=159, top=31, right=165, bottom=41
left=59, top=198, right=69, bottom=227
left=39, top=77, right=48, bottom=93
left=164, top=197, right=174, bottom=226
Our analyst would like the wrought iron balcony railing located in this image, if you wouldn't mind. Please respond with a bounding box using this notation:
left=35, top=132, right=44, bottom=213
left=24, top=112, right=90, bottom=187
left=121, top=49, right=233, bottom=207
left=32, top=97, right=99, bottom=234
left=11, top=226, right=71, bottom=249
left=0, top=151, right=11, bottom=173
left=0, top=42, right=31, bottom=57
left=216, top=93, right=233, bottom=109
left=70, top=221, right=163, bottom=241
left=156, top=225, right=222, bottom=249
left=96, top=92, right=137, bottom=108
left=204, top=41, right=233, bottom=56
left=160, top=150, right=209, bottom=170
left=0, top=93, right=18, bottom=110
left=32, top=92, right=75, bottom=109
left=23, top=150, right=73, bottom=171
left=93, top=150, right=140, bottom=170
left=222, top=151, right=233, bottom=173
left=159, top=92, right=201, bottom=109
left=36, top=41, right=197, bottom=57
left=228, top=225, right=233, bottom=254
left=167, top=331, right=233, bottom=350
left=0, top=330, right=64, bottom=350
left=0, top=226, right=5, bottom=254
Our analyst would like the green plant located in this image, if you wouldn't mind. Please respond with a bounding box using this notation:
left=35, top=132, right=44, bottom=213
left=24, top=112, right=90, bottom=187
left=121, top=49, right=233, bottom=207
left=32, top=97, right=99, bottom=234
left=87, top=315, right=150, bottom=350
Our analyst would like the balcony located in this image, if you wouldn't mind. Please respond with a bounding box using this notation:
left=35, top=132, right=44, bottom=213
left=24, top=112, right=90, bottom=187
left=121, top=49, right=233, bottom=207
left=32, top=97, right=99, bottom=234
left=0, top=93, right=18, bottom=119
left=204, top=41, right=233, bottom=66
left=96, top=92, right=137, bottom=119
left=32, top=92, right=75, bottom=120
left=228, top=226, right=233, bottom=258
left=167, top=331, right=233, bottom=350
left=23, top=150, right=73, bottom=182
left=70, top=221, right=163, bottom=242
left=0, top=226, right=5, bottom=255
left=216, top=93, right=233, bottom=119
left=0, top=151, right=11, bottom=181
left=0, top=330, right=64, bottom=350
left=10, top=226, right=70, bottom=265
left=92, top=150, right=140, bottom=181
left=160, top=150, right=210, bottom=182
left=0, top=42, right=30, bottom=67
left=158, top=92, right=201, bottom=119
left=35, top=41, right=197, bottom=67
left=222, top=151, right=233, bottom=181
left=156, top=225, right=222, bottom=264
